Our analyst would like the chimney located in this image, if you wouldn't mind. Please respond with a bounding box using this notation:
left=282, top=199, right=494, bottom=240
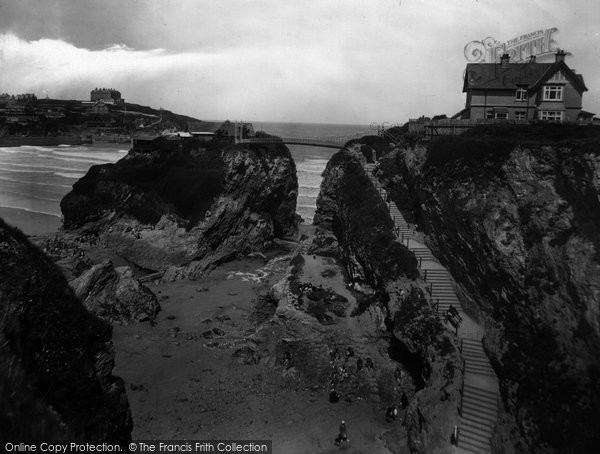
left=555, top=49, right=566, bottom=63
left=529, top=55, right=536, bottom=63
left=500, top=53, right=510, bottom=69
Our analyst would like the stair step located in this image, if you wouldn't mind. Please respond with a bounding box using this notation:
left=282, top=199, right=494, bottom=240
left=461, top=348, right=487, bottom=357
left=464, top=358, right=493, bottom=368
left=458, top=436, right=491, bottom=453
left=464, top=385, right=497, bottom=399
left=463, top=395, right=497, bottom=412
left=461, top=414, right=495, bottom=430
left=463, top=391, right=497, bottom=406
left=464, top=357, right=491, bottom=367
left=461, top=345, right=486, bottom=354
left=464, top=360, right=492, bottom=370
left=461, top=406, right=497, bottom=424
left=460, top=428, right=492, bottom=448
left=463, top=338, right=483, bottom=345
left=461, top=422, right=493, bottom=442
left=465, top=366, right=496, bottom=377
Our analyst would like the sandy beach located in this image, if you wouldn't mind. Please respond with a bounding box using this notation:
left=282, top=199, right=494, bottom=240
left=0, top=206, right=61, bottom=236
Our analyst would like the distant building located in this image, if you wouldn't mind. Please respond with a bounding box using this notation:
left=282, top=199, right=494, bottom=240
left=86, top=100, right=110, bottom=114
left=0, top=93, right=39, bottom=123
left=90, top=88, right=124, bottom=105
left=461, top=50, right=590, bottom=122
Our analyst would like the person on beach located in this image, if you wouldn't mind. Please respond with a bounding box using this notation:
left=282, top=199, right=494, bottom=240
left=346, top=346, right=354, bottom=359
left=329, top=388, right=340, bottom=403
left=401, top=391, right=409, bottom=409
left=386, top=406, right=399, bottom=423
left=394, top=366, right=403, bottom=383
left=356, top=357, right=363, bottom=372
left=334, top=420, right=349, bottom=446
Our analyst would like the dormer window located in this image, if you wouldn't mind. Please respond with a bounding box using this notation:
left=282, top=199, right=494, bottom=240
left=516, top=88, right=528, bottom=101
left=543, top=85, right=563, bottom=101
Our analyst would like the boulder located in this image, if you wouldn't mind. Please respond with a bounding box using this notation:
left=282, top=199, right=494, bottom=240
left=70, top=260, right=160, bottom=323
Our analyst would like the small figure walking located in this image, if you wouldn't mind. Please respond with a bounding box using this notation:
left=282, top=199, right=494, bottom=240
left=386, top=406, right=399, bottom=423
left=334, top=420, right=349, bottom=446
left=401, top=391, right=409, bottom=409
left=394, top=366, right=403, bottom=384
left=356, top=357, right=364, bottom=372
left=346, top=346, right=355, bottom=359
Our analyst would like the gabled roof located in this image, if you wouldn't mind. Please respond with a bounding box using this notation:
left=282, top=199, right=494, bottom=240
left=463, top=61, right=587, bottom=93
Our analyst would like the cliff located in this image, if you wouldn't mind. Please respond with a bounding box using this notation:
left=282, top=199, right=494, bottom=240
left=314, top=147, right=462, bottom=453
left=377, top=128, right=600, bottom=453
left=0, top=218, right=132, bottom=441
left=61, top=137, right=298, bottom=279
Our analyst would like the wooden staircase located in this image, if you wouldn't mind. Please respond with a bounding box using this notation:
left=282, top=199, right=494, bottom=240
left=364, top=163, right=499, bottom=453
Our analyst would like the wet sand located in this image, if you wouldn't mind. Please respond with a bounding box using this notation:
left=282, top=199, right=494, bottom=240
left=0, top=207, right=61, bottom=236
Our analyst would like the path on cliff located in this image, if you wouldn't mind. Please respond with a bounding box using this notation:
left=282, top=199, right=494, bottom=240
left=365, top=162, right=501, bottom=454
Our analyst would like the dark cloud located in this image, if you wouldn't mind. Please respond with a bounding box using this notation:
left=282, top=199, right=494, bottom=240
left=0, top=0, right=154, bottom=49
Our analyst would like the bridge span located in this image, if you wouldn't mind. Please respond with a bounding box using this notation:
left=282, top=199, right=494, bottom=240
left=235, top=136, right=353, bottom=149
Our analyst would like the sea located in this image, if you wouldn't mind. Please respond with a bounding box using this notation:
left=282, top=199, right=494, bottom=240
left=0, top=122, right=372, bottom=235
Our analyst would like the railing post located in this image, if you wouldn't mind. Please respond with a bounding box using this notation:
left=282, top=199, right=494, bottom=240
left=423, top=269, right=427, bottom=281
left=419, top=257, right=422, bottom=268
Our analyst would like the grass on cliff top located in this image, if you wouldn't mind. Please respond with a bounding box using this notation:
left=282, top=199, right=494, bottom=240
left=425, top=124, right=600, bottom=175
left=463, top=123, right=600, bottom=141
left=329, top=150, right=418, bottom=286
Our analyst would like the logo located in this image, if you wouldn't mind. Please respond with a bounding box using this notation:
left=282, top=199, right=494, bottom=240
left=464, top=28, right=559, bottom=63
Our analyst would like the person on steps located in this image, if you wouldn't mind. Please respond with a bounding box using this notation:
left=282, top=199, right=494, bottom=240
left=334, top=420, right=349, bottom=446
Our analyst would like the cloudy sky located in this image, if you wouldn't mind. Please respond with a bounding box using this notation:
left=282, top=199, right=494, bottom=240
left=0, top=0, right=599, bottom=124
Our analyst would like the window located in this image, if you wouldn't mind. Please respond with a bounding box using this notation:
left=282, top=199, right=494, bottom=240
left=495, top=112, right=508, bottom=119
left=486, top=110, right=494, bottom=119
left=543, top=85, right=563, bottom=101
left=539, top=111, right=563, bottom=121
left=516, top=88, right=528, bottom=101
left=514, top=111, right=526, bottom=120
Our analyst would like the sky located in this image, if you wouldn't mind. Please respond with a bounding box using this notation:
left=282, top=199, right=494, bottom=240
left=0, top=0, right=599, bottom=124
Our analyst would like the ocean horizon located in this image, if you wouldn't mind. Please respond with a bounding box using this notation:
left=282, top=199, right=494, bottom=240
left=0, top=121, right=372, bottom=235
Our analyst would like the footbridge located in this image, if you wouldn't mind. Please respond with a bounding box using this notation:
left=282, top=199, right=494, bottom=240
left=235, top=135, right=359, bottom=149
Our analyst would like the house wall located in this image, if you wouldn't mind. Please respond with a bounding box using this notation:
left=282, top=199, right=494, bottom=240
left=467, top=89, right=536, bottom=120
left=534, top=79, right=583, bottom=121
left=466, top=78, right=584, bottom=121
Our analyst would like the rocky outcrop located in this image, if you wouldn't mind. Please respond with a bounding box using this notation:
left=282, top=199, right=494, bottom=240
left=314, top=148, right=418, bottom=289
left=61, top=137, right=298, bottom=279
left=314, top=147, right=462, bottom=453
left=0, top=218, right=132, bottom=442
left=377, top=133, right=600, bottom=453
left=70, top=260, right=160, bottom=324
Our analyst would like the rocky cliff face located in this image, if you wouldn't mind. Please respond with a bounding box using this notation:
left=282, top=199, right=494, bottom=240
left=377, top=135, right=600, bottom=453
left=60, top=138, right=298, bottom=279
left=314, top=148, right=462, bottom=453
left=0, top=218, right=132, bottom=441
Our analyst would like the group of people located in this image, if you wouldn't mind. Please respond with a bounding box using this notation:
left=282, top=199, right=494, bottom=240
left=328, top=346, right=377, bottom=404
